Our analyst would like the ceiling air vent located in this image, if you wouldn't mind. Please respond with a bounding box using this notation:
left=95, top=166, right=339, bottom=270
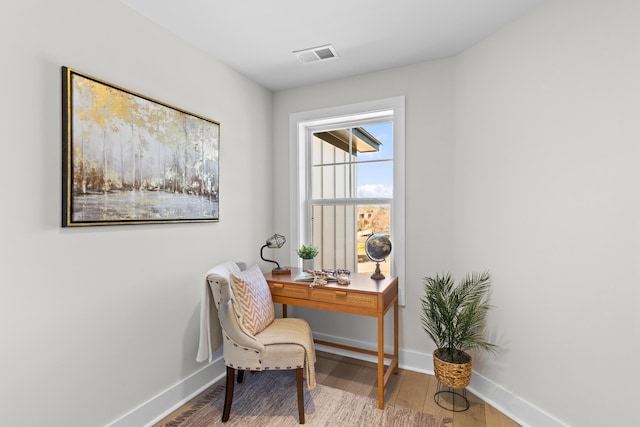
left=293, top=44, right=339, bottom=64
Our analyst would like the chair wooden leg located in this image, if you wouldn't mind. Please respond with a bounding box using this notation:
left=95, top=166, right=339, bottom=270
left=222, top=366, right=235, bottom=422
left=296, top=367, right=305, bottom=424
left=237, top=370, right=244, bottom=383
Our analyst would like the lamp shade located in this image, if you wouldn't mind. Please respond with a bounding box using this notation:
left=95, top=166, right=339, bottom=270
left=265, top=233, right=286, bottom=249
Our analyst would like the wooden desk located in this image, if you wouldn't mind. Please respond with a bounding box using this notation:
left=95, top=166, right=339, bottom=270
left=264, top=268, right=399, bottom=409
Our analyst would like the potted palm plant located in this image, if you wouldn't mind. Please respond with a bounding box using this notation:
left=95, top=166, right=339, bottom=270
left=297, top=244, right=319, bottom=271
left=420, top=271, right=497, bottom=391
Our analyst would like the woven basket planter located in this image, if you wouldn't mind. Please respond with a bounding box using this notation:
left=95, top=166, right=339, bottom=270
left=433, top=349, right=472, bottom=389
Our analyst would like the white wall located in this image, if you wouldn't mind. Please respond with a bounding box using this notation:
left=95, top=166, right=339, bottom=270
left=0, top=1, right=273, bottom=426
left=275, top=1, right=640, bottom=426
left=455, top=0, right=639, bottom=426
left=273, top=60, right=456, bottom=366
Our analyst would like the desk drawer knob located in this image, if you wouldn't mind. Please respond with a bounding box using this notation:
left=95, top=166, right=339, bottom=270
left=335, top=291, right=347, bottom=297
left=272, top=283, right=284, bottom=289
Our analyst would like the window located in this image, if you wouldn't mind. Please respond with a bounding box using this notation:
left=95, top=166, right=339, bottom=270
left=289, top=97, right=405, bottom=304
left=311, top=124, right=393, bottom=276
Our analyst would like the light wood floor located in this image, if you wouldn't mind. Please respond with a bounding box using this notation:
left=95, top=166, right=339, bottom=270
left=154, top=350, right=521, bottom=426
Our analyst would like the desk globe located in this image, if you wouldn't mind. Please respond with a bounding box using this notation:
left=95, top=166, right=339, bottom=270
left=365, top=234, right=392, bottom=280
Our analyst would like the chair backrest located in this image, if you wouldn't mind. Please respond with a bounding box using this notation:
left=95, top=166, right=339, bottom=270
left=207, top=262, right=264, bottom=366
left=207, top=261, right=240, bottom=305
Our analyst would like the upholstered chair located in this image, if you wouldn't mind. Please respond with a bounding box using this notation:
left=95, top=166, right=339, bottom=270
left=206, top=262, right=316, bottom=424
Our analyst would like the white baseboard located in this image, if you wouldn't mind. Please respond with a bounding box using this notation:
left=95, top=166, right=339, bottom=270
left=106, top=356, right=226, bottom=427
left=107, top=333, right=568, bottom=427
left=468, top=370, right=569, bottom=427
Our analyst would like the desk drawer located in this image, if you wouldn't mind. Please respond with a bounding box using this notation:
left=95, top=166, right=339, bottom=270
left=269, top=282, right=309, bottom=299
left=310, top=288, right=377, bottom=309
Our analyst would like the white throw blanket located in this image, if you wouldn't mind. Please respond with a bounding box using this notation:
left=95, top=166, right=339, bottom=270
left=196, top=262, right=242, bottom=363
left=255, top=318, right=317, bottom=390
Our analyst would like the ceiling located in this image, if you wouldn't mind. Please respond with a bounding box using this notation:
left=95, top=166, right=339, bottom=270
left=122, top=0, right=546, bottom=91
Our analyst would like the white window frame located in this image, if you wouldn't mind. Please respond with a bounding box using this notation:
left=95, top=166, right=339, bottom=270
left=289, top=97, right=405, bottom=305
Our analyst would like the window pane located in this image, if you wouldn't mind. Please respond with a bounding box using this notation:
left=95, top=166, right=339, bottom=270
left=312, top=204, right=357, bottom=270
left=311, top=203, right=391, bottom=277
left=356, top=161, right=393, bottom=198
left=312, top=132, right=353, bottom=162
left=357, top=205, right=391, bottom=277
left=358, top=123, right=393, bottom=161
left=311, top=164, right=354, bottom=199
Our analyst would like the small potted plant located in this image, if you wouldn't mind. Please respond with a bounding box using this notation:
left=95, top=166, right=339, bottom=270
left=420, top=271, right=497, bottom=396
left=297, top=244, right=319, bottom=271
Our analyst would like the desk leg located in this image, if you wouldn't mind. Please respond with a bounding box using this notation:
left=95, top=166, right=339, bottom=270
left=394, top=298, right=399, bottom=374
left=282, top=304, right=288, bottom=318
left=377, top=312, right=385, bottom=409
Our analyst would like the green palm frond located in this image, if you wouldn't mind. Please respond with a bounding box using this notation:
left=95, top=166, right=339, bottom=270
left=420, top=271, right=497, bottom=355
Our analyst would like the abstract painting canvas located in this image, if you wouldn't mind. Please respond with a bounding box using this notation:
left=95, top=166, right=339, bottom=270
left=62, top=67, right=220, bottom=227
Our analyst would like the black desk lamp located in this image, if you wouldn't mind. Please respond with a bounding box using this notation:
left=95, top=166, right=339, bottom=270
left=260, top=234, right=291, bottom=275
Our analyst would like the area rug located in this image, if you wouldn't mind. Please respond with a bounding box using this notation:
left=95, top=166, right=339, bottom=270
left=161, top=370, right=447, bottom=426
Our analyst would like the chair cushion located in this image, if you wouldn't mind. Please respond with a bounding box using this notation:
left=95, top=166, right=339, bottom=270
left=231, top=264, right=275, bottom=335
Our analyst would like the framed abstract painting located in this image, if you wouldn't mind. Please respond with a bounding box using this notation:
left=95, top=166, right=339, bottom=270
left=62, top=67, right=220, bottom=227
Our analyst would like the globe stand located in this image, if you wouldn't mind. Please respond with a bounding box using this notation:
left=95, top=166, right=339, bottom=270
left=370, top=261, right=385, bottom=280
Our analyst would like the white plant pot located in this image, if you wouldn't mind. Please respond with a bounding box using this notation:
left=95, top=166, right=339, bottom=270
left=302, top=258, right=314, bottom=272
